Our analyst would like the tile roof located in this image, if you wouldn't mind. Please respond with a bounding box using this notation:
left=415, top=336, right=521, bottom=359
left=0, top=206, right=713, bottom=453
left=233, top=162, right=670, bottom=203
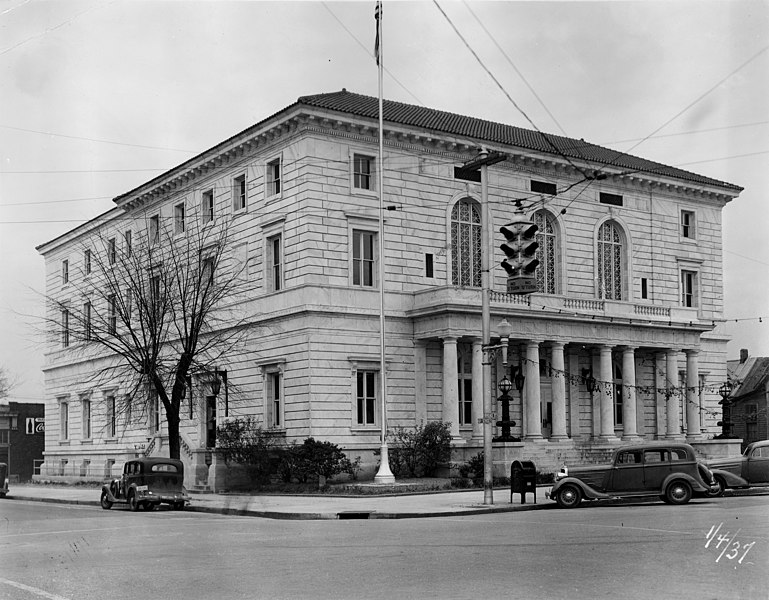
left=297, top=89, right=743, bottom=192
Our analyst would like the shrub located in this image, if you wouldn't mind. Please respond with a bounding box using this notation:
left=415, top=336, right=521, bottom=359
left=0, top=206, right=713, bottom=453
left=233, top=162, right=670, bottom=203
left=388, top=421, right=452, bottom=477
left=276, top=438, right=353, bottom=484
left=216, top=416, right=278, bottom=485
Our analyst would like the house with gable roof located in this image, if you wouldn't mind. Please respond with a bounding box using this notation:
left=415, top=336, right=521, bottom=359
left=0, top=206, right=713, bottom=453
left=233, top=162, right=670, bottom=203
left=37, top=90, right=743, bottom=487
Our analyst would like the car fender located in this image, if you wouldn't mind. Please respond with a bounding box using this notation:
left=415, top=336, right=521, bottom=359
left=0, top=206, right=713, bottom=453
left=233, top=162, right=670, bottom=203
left=101, top=483, right=118, bottom=502
left=551, top=477, right=610, bottom=500
left=662, top=471, right=707, bottom=493
left=709, top=468, right=748, bottom=488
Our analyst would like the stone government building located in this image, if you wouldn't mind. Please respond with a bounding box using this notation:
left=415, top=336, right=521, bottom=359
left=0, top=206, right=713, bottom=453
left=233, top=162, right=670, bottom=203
left=37, top=90, right=744, bottom=488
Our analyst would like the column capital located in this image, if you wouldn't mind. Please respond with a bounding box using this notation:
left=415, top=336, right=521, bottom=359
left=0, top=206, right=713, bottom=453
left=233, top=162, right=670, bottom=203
left=620, top=345, right=637, bottom=353
left=684, top=348, right=700, bottom=357
left=549, top=341, right=566, bottom=351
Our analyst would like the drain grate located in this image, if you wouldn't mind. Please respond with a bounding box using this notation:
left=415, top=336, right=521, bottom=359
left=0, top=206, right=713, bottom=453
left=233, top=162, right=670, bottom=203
left=337, top=511, right=372, bottom=519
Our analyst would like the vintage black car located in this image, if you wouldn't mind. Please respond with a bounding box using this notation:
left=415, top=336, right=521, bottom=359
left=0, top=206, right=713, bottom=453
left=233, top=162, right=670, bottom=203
left=0, top=463, right=8, bottom=498
left=547, top=442, right=717, bottom=508
left=100, top=457, right=189, bottom=511
left=706, top=440, right=769, bottom=496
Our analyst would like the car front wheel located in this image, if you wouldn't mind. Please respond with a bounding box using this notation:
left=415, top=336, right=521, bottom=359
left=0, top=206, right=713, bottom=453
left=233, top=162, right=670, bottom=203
left=665, top=480, right=692, bottom=505
left=100, top=490, right=113, bottom=510
left=128, top=490, right=139, bottom=512
left=555, top=483, right=582, bottom=509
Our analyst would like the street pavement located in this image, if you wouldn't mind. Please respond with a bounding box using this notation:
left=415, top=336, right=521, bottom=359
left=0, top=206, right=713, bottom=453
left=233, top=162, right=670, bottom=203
left=6, top=482, right=552, bottom=519
left=6, top=482, right=767, bottom=520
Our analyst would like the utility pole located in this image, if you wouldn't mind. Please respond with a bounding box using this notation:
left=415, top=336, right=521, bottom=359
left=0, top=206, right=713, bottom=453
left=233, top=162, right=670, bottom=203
left=457, top=148, right=506, bottom=505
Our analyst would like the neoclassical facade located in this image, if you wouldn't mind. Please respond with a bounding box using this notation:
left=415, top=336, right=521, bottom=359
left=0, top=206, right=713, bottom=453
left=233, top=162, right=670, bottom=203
left=37, top=90, right=743, bottom=486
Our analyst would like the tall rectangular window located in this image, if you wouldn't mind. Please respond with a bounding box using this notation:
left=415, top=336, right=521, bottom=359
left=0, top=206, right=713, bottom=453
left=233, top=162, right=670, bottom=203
left=108, top=238, right=117, bottom=265
left=233, top=174, right=247, bottom=211
left=149, top=390, right=160, bottom=434
left=641, top=278, right=648, bottom=300
left=681, top=270, right=698, bottom=307
left=267, top=159, right=281, bottom=196
left=149, top=214, right=160, bottom=245
left=83, top=301, right=92, bottom=341
left=106, top=395, right=116, bottom=438
left=124, top=229, right=132, bottom=256
left=60, top=400, right=69, bottom=440
left=268, top=372, right=282, bottom=428
left=356, top=370, right=377, bottom=426
left=425, top=253, right=434, bottom=278
left=84, top=249, right=92, bottom=275
left=62, top=259, right=69, bottom=284
left=268, top=234, right=282, bottom=292
left=61, top=308, right=70, bottom=347
left=201, top=257, right=215, bottom=289
left=202, top=189, right=214, bottom=223
left=353, top=154, right=373, bottom=190
left=681, top=210, right=696, bottom=239
left=352, top=230, right=376, bottom=287
left=174, top=202, right=186, bottom=234
left=82, top=398, right=91, bottom=439
left=107, top=295, right=117, bottom=335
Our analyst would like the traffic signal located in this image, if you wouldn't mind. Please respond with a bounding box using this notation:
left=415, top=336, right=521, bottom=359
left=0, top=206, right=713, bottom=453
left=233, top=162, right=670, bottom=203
left=500, top=217, right=539, bottom=294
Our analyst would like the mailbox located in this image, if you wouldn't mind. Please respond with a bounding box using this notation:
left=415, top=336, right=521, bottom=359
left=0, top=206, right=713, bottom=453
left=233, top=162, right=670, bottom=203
left=510, top=460, right=537, bottom=504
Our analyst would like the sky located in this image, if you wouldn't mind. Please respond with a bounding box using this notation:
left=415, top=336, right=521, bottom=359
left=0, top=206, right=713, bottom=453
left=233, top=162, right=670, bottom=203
left=1, top=0, right=767, bottom=404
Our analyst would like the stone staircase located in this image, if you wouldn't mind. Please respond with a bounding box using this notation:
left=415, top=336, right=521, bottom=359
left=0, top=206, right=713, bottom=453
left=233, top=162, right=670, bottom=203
left=515, top=440, right=620, bottom=474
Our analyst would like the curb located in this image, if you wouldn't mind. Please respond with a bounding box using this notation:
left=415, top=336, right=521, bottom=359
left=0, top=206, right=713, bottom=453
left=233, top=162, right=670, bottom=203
left=6, top=493, right=552, bottom=520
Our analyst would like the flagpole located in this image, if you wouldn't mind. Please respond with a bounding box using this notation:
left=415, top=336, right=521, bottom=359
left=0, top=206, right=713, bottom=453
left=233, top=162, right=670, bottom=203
left=373, top=0, right=395, bottom=484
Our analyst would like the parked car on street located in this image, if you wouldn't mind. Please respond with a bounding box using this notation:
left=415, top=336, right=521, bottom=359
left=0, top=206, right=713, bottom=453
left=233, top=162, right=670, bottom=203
left=706, top=440, right=769, bottom=496
left=100, top=457, right=189, bottom=511
left=546, top=443, right=717, bottom=508
left=0, top=463, right=8, bottom=498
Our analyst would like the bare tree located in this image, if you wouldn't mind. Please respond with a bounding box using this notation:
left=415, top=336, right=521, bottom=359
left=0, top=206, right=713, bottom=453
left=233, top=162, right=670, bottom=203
left=45, top=207, right=251, bottom=459
left=0, top=366, right=16, bottom=400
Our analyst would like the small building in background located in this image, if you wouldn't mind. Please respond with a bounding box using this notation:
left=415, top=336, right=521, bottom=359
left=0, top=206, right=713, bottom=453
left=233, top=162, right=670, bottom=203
left=727, top=349, right=769, bottom=449
left=0, top=400, right=45, bottom=482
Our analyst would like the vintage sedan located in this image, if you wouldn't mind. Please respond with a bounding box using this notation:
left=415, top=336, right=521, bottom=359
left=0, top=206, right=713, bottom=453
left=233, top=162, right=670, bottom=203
left=547, top=443, right=717, bottom=508
left=100, top=457, right=190, bottom=511
left=0, top=462, right=8, bottom=498
left=706, top=440, right=769, bottom=496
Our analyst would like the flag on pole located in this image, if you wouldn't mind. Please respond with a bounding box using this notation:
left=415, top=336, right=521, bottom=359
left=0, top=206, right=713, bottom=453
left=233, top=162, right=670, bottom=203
left=374, top=1, right=381, bottom=65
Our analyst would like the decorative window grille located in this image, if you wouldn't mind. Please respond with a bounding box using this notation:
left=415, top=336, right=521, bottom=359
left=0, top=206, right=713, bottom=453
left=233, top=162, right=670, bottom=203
left=451, top=200, right=482, bottom=288
left=534, top=211, right=557, bottom=294
left=597, top=221, right=623, bottom=300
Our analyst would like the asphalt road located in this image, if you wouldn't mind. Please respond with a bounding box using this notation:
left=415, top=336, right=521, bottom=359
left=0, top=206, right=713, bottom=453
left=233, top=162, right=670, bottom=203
left=1, top=496, right=767, bottom=600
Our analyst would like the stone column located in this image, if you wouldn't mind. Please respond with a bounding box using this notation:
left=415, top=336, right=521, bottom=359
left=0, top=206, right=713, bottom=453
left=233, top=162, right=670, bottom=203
left=666, top=349, right=683, bottom=440
left=471, top=339, right=484, bottom=441
left=550, top=342, right=568, bottom=440
left=598, top=345, right=619, bottom=441
left=442, top=337, right=461, bottom=439
left=621, top=346, right=641, bottom=440
left=685, top=349, right=701, bottom=441
left=524, top=341, right=543, bottom=440
left=414, top=341, right=428, bottom=424
left=654, top=352, right=667, bottom=439
left=568, top=348, right=581, bottom=439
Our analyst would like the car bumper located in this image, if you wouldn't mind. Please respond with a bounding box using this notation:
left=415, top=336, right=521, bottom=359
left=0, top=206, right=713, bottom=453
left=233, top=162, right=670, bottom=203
left=136, top=489, right=190, bottom=504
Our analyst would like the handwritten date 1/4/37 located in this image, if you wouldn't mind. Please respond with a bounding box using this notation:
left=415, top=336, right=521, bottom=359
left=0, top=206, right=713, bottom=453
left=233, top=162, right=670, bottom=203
left=705, top=523, right=755, bottom=564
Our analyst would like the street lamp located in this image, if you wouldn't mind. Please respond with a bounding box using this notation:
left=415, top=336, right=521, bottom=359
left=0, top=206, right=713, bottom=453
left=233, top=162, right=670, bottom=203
left=494, top=374, right=518, bottom=442
left=716, top=380, right=734, bottom=439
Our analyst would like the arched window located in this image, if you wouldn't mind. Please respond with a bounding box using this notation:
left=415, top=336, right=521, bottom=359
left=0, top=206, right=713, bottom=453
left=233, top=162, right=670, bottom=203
left=451, top=199, right=482, bottom=287
left=534, top=211, right=557, bottom=294
left=597, top=221, right=624, bottom=300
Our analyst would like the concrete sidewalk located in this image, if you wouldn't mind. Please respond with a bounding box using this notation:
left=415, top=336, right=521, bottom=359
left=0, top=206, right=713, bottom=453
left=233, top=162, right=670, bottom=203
left=5, top=483, right=553, bottom=519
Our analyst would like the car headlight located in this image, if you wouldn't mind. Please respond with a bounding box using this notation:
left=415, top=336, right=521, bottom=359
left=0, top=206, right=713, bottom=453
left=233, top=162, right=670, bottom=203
left=555, top=466, right=568, bottom=480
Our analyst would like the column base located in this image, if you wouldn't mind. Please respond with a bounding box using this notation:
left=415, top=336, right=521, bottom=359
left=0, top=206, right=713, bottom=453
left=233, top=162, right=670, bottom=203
left=666, top=434, right=686, bottom=441
left=595, top=435, right=621, bottom=442
left=524, top=435, right=548, bottom=443
left=621, top=434, right=644, bottom=442
left=549, top=435, right=569, bottom=442
left=686, top=434, right=703, bottom=442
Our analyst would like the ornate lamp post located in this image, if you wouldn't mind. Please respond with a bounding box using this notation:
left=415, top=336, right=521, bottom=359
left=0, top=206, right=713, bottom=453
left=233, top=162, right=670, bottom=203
left=716, top=380, right=734, bottom=439
left=211, top=368, right=228, bottom=417
left=494, top=375, right=516, bottom=442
